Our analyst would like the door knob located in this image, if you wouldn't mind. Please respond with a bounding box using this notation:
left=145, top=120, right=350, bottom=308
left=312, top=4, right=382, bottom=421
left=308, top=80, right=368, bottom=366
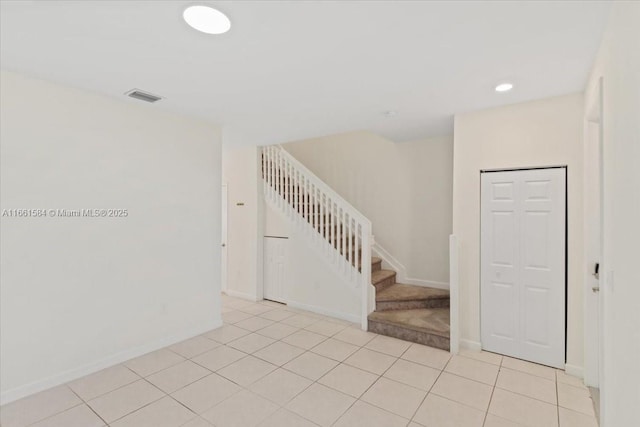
left=222, top=243, right=226, bottom=247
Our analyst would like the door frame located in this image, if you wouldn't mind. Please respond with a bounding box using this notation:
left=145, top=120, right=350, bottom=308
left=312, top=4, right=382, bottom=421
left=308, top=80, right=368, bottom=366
left=583, top=76, right=604, bottom=414
left=479, top=166, right=568, bottom=367
left=221, top=183, right=228, bottom=293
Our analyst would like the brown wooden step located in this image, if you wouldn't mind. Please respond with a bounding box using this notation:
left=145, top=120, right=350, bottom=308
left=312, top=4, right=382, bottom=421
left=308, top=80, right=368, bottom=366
left=371, top=257, right=382, bottom=272
left=368, top=307, right=450, bottom=351
left=375, top=284, right=449, bottom=311
left=371, top=269, right=396, bottom=291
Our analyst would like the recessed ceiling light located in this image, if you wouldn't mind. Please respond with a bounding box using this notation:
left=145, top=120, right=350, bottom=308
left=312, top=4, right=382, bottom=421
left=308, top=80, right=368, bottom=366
left=183, top=5, right=231, bottom=35
left=495, top=82, right=514, bottom=93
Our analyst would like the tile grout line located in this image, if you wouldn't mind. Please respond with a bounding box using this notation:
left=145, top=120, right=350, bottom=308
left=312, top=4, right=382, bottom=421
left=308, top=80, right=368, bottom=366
left=556, top=370, right=561, bottom=427
left=266, top=318, right=417, bottom=425
left=10, top=300, right=451, bottom=427
left=99, top=378, right=168, bottom=426
left=328, top=339, right=415, bottom=426
left=405, top=344, right=449, bottom=424
left=192, top=309, right=351, bottom=426
left=67, top=386, right=110, bottom=427
left=480, top=353, right=502, bottom=427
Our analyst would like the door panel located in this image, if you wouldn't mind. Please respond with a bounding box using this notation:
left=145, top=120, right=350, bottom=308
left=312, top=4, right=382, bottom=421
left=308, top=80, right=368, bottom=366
left=523, top=286, right=551, bottom=346
left=263, top=237, right=288, bottom=303
left=481, top=168, right=566, bottom=368
left=492, top=211, right=517, bottom=266
left=489, top=282, right=518, bottom=341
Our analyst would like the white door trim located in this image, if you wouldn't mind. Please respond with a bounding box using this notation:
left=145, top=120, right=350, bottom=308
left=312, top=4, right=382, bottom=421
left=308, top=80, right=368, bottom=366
left=583, top=75, right=604, bottom=417
left=221, top=183, right=228, bottom=293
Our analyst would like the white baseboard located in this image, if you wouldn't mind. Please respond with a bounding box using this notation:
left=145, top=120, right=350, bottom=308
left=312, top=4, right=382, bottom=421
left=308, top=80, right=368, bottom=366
left=286, top=300, right=360, bottom=324
left=460, top=339, right=482, bottom=352
left=403, top=277, right=449, bottom=290
left=224, top=289, right=259, bottom=302
left=373, top=244, right=449, bottom=290
left=372, top=244, right=406, bottom=279
left=564, top=364, right=584, bottom=378
left=0, top=319, right=222, bottom=406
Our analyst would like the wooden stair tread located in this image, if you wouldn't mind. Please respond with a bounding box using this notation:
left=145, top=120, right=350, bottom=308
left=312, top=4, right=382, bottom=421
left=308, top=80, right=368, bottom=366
left=368, top=307, right=450, bottom=338
left=371, top=257, right=382, bottom=265
left=371, top=269, right=395, bottom=285
left=376, top=283, right=449, bottom=302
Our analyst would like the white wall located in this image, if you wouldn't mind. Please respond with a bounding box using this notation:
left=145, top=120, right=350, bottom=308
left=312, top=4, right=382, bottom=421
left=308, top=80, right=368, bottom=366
left=452, top=93, right=585, bottom=370
left=0, top=71, right=223, bottom=404
left=585, top=3, right=640, bottom=425
left=264, top=206, right=360, bottom=322
left=284, top=132, right=453, bottom=287
left=222, top=146, right=360, bottom=320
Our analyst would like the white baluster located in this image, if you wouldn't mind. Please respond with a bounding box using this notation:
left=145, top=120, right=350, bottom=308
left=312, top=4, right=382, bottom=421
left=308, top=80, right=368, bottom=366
left=342, top=209, right=347, bottom=272
left=330, top=200, right=335, bottom=262
left=266, top=147, right=271, bottom=200
left=292, top=168, right=297, bottom=216
left=320, top=193, right=325, bottom=248
left=355, top=222, right=360, bottom=276
left=284, top=160, right=289, bottom=215
left=311, top=184, right=316, bottom=237
left=270, top=147, right=275, bottom=202
left=348, top=216, right=353, bottom=277
left=287, top=160, right=292, bottom=212
left=303, top=177, right=308, bottom=226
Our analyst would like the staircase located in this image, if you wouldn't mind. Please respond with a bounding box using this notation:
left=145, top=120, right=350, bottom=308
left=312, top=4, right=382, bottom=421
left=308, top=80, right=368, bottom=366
left=368, top=257, right=450, bottom=351
left=261, top=145, right=449, bottom=351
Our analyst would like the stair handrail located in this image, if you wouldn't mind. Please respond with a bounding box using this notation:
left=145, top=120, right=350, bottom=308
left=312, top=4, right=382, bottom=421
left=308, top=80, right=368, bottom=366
left=261, top=145, right=374, bottom=330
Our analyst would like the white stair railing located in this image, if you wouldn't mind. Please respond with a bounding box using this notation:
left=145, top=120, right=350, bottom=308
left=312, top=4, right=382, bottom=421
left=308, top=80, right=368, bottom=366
left=261, top=145, right=374, bottom=330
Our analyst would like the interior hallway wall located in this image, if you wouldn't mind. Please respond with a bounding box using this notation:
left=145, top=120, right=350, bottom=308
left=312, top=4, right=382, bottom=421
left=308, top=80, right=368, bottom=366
left=452, top=93, right=585, bottom=372
left=584, top=2, right=640, bottom=425
left=221, top=145, right=262, bottom=301
left=0, top=71, right=223, bottom=403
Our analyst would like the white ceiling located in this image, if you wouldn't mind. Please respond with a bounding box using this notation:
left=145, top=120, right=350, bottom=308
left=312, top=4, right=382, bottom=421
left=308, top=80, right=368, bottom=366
left=0, top=1, right=610, bottom=146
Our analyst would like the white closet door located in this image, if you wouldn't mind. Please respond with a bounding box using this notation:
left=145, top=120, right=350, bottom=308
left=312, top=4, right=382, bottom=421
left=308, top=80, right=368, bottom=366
left=263, top=237, right=288, bottom=303
left=481, top=168, right=566, bottom=368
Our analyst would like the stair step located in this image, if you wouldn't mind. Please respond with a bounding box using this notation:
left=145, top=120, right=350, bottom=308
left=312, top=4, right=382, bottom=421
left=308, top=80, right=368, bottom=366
left=371, top=257, right=382, bottom=272
left=368, top=308, right=450, bottom=351
left=371, top=269, right=396, bottom=291
left=346, top=256, right=382, bottom=273
left=375, top=284, right=449, bottom=311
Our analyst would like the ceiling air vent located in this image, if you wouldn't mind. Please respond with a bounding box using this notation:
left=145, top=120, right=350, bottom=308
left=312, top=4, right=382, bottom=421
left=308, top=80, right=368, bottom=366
left=125, top=89, right=163, bottom=103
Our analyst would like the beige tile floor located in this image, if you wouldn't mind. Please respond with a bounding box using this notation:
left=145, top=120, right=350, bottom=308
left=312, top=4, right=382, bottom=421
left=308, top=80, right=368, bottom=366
left=0, top=295, right=600, bottom=427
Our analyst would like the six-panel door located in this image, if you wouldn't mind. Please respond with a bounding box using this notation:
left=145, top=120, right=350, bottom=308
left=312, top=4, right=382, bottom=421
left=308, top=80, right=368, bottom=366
left=481, top=168, right=566, bottom=368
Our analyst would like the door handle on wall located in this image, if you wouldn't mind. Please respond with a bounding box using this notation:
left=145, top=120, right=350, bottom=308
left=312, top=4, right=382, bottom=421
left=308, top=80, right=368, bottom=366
left=592, top=262, right=600, bottom=292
